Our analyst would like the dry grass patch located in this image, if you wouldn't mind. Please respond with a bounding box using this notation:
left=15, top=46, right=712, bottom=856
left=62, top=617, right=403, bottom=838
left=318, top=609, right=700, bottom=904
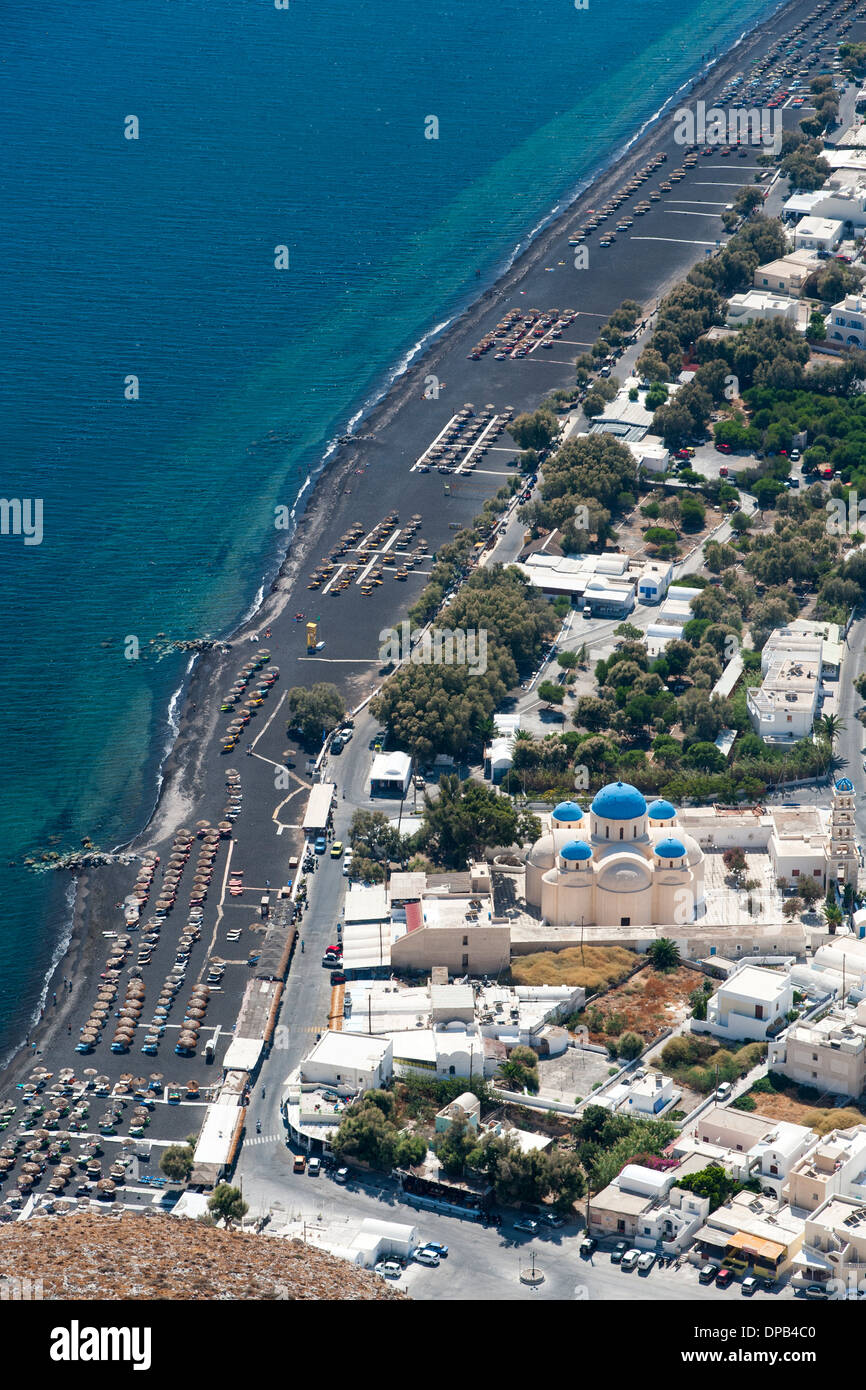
left=512, top=945, right=637, bottom=990
left=584, top=965, right=698, bottom=1044
left=741, top=1076, right=866, bottom=1135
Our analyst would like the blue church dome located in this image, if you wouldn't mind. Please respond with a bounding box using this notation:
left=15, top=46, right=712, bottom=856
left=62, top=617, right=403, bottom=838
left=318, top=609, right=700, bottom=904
left=647, top=799, right=676, bottom=821
left=560, top=840, right=593, bottom=862
left=591, top=781, right=647, bottom=821
left=654, top=837, right=687, bottom=859
left=553, top=801, right=583, bottom=822
left=836, top=778, right=854, bottom=793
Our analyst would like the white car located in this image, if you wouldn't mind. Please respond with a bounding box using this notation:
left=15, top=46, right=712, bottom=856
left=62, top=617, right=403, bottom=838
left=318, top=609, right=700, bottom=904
left=620, top=1249, right=641, bottom=1271
left=637, top=1251, right=656, bottom=1272
left=342, top=854, right=354, bottom=877
left=412, top=1247, right=440, bottom=1267
left=374, top=1261, right=402, bottom=1280
left=307, top=1157, right=321, bottom=1176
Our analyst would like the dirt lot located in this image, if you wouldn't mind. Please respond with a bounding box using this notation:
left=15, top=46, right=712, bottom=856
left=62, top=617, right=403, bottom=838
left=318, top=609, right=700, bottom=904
left=582, top=965, right=697, bottom=1045
left=511, top=945, right=637, bottom=992
left=739, top=1080, right=866, bottom=1136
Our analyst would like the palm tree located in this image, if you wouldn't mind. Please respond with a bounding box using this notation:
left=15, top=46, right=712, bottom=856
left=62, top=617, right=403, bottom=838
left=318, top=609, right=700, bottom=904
left=822, top=901, right=844, bottom=934
left=817, top=713, right=845, bottom=751
left=497, top=1060, right=526, bottom=1089
left=647, top=938, right=681, bottom=972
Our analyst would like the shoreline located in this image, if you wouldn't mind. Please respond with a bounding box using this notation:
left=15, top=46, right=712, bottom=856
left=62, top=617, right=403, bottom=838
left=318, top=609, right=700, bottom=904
left=0, top=0, right=820, bottom=1092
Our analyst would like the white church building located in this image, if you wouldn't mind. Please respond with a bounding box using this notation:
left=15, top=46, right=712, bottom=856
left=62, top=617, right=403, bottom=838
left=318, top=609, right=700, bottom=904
left=524, top=782, right=705, bottom=929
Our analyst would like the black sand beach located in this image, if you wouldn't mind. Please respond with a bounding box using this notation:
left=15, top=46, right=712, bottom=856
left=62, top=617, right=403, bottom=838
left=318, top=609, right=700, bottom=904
left=0, top=0, right=849, bottom=1105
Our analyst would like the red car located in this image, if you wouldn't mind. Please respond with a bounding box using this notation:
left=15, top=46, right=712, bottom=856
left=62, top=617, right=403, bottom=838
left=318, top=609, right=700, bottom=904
left=674, top=448, right=690, bottom=461
left=715, top=1268, right=735, bottom=1289
left=719, top=466, right=729, bottom=476
left=716, top=441, right=732, bottom=454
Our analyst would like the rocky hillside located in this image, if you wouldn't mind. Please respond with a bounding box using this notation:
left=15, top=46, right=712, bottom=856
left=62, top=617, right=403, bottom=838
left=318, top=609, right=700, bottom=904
left=0, top=1212, right=408, bottom=1301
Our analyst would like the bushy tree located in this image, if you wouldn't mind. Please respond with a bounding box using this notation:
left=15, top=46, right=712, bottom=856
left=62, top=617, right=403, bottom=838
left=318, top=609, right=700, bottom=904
left=286, top=682, right=345, bottom=745
left=207, top=1184, right=248, bottom=1228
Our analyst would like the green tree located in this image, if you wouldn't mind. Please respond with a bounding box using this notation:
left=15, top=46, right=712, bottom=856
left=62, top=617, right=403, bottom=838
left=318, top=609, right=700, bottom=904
left=647, top=938, right=681, bottom=973
left=159, top=1144, right=194, bottom=1183
left=676, top=1162, right=737, bottom=1211
left=419, top=775, right=531, bottom=867
left=286, top=682, right=345, bottom=746
left=617, top=1031, right=643, bottom=1061
left=538, top=680, right=565, bottom=708
left=207, top=1183, right=249, bottom=1228
left=436, top=1118, right=478, bottom=1176
left=510, top=409, right=559, bottom=452
left=799, top=877, right=823, bottom=907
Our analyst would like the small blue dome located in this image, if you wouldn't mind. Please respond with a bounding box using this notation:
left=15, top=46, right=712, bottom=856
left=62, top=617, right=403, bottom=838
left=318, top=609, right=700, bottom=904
left=654, top=837, right=687, bottom=859
left=836, top=778, right=854, bottom=793
left=647, top=799, right=676, bottom=821
left=591, top=781, right=647, bottom=820
left=553, top=801, right=583, bottom=822
left=560, top=840, right=593, bottom=862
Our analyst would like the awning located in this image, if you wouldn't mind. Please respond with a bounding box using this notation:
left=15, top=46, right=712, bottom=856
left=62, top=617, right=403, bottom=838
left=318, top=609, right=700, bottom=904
left=728, top=1231, right=786, bottom=1262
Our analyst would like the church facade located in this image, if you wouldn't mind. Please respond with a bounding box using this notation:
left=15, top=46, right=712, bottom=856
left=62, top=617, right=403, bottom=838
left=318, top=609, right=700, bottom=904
left=524, top=782, right=706, bottom=928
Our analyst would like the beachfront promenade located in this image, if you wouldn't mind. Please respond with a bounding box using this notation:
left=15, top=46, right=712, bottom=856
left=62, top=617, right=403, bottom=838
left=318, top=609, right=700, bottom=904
left=0, top=0, right=850, bottom=1219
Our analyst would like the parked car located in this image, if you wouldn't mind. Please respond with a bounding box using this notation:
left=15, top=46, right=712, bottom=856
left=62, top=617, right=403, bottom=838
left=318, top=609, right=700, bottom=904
left=715, top=1082, right=733, bottom=1102
left=620, top=1248, right=641, bottom=1271
left=412, top=1247, right=440, bottom=1267
left=293, top=1154, right=306, bottom=1174
left=308, top=1157, right=321, bottom=1176
left=580, top=1236, right=597, bottom=1257
left=333, top=1167, right=349, bottom=1184
left=342, top=854, right=354, bottom=877
left=742, top=1275, right=759, bottom=1295
left=637, top=1251, right=656, bottom=1273
left=374, top=1261, right=402, bottom=1280
left=799, top=1282, right=832, bottom=1299
left=699, top=1263, right=720, bottom=1284
left=314, top=837, right=327, bottom=854
left=423, top=1241, right=448, bottom=1258
left=715, top=1267, right=735, bottom=1289
left=330, top=970, right=346, bottom=985
left=543, top=1212, right=566, bottom=1229
left=611, top=1241, right=628, bottom=1264
left=514, top=1218, right=539, bottom=1235
left=330, top=840, right=344, bottom=859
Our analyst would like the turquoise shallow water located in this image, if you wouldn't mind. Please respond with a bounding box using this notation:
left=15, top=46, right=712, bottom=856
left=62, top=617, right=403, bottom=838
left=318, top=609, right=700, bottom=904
left=0, top=0, right=780, bottom=1060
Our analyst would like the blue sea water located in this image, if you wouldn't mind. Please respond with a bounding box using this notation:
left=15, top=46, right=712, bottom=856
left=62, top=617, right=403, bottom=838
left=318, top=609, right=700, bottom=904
left=0, top=0, right=781, bottom=1061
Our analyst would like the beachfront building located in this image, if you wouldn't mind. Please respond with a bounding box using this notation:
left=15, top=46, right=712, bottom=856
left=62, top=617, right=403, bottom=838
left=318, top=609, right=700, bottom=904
left=516, top=551, right=669, bottom=612
left=681, top=1105, right=812, bottom=1199
left=794, top=215, right=845, bottom=253
left=826, top=292, right=866, bottom=349
left=690, top=1191, right=805, bottom=1279
left=726, top=290, right=806, bottom=329
left=784, top=177, right=866, bottom=234
left=769, top=1004, right=866, bottom=1100
left=783, top=1128, right=866, bottom=1215
left=696, top=964, right=793, bottom=1043
left=588, top=1160, right=710, bottom=1252
left=628, top=440, right=670, bottom=474
left=369, top=750, right=412, bottom=798
left=483, top=713, right=520, bottom=785
left=794, top=1196, right=866, bottom=1290
left=524, top=784, right=705, bottom=928
left=753, top=249, right=822, bottom=296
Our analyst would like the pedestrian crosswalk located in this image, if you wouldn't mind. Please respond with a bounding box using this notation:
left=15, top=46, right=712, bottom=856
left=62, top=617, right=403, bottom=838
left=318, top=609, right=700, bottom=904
left=245, top=1133, right=283, bottom=1147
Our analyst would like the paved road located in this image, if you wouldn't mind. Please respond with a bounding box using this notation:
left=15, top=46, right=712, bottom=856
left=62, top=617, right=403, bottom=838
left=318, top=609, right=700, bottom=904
left=234, top=1150, right=790, bottom=1301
